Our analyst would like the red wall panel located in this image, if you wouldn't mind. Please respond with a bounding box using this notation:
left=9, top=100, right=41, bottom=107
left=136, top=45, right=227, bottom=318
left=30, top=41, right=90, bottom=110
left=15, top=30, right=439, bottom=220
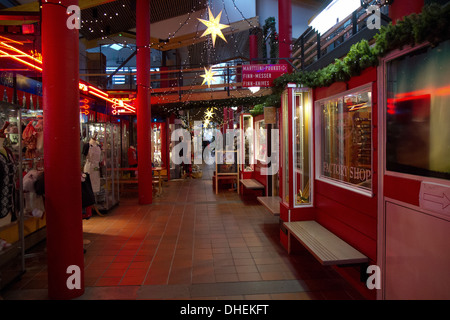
left=383, top=175, right=421, bottom=207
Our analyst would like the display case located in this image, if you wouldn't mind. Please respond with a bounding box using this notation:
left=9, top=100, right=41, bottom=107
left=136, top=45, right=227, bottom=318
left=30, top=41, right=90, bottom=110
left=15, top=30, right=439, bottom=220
left=0, top=102, right=24, bottom=290
left=239, top=114, right=254, bottom=173
left=280, top=86, right=314, bottom=217
left=293, top=89, right=312, bottom=207
left=151, top=122, right=166, bottom=168
left=255, top=119, right=267, bottom=163
left=82, top=122, right=120, bottom=211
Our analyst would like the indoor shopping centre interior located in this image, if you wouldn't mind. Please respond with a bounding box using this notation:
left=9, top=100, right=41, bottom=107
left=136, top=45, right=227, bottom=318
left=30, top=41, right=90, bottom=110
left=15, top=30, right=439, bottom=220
left=0, top=0, right=449, bottom=302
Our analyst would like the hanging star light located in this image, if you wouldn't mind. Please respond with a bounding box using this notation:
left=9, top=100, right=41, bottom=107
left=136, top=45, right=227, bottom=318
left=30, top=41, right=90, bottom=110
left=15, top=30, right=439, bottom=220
left=198, top=7, right=230, bottom=47
left=201, top=67, right=217, bottom=88
left=204, top=108, right=215, bottom=120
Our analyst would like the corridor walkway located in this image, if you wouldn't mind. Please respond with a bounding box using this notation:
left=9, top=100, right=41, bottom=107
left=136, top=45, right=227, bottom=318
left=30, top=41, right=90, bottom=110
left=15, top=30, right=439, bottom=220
left=1, top=166, right=365, bottom=300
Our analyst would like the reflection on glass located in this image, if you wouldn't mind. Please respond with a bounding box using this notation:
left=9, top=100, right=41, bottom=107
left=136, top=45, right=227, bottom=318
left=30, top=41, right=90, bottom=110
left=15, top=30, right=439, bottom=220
left=386, top=40, right=450, bottom=180
left=240, top=114, right=254, bottom=171
left=319, top=88, right=372, bottom=191
left=294, top=90, right=312, bottom=206
left=255, top=120, right=266, bottom=162
left=282, top=91, right=289, bottom=204
left=152, top=124, right=162, bottom=167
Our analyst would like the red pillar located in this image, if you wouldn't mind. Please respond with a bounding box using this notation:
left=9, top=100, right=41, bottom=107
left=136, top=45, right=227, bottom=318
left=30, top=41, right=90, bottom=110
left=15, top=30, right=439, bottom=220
left=278, top=0, right=292, bottom=72
left=136, top=0, right=153, bottom=204
left=249, top=29, right=258, bottom=64
left=228, top=109, right=234, bottom=129
left=41, top=0, right=84, bottom=299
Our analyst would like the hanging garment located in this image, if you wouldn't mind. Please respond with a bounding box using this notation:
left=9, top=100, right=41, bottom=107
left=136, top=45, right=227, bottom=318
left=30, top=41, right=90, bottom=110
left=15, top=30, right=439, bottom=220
left=83, top=140, right=101, bottom=193
left=22, top=122, right=37, bottom=159
left=0, top=149, right=16, bottom=219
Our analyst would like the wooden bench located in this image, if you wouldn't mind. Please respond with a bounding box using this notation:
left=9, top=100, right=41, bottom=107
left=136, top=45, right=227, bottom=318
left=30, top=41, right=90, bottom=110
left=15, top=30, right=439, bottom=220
left=257, top=196, right=280, bottom=216
left=284, top=221, right=368, bottom=266
left=240, top=179, right=265, bottom=196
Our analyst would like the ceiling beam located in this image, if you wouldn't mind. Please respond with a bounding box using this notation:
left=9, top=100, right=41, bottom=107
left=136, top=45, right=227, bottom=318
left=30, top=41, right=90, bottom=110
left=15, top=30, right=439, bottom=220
left=0, top=0, right=118, bottom=25
left=1, top=0, right=118, bottom=12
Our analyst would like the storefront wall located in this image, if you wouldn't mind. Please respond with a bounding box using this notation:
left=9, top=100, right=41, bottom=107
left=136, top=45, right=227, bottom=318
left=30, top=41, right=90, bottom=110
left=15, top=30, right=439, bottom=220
left=278, top=67, right=378, bottom=298
left=314, top=68, right=378, bottom=263
left=377, top=41, right=450, bottom=300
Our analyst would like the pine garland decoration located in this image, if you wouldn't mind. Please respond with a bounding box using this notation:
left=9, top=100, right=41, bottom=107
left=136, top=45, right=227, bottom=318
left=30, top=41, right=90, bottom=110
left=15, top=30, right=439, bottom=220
left=250, top=3, right=450, bottom=115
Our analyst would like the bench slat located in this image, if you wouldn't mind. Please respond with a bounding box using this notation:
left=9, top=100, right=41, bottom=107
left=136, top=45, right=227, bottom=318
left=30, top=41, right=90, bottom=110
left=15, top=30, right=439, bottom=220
left=257, top=196, right=280, bottom=215
left=240, top=179, right=264, bottom=189
left=284, top=221, right=368, bottom=266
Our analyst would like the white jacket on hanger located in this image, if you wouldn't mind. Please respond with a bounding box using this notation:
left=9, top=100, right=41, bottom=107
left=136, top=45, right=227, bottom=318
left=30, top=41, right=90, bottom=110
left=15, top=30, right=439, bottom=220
left=84, top=138, right=102, bottom=193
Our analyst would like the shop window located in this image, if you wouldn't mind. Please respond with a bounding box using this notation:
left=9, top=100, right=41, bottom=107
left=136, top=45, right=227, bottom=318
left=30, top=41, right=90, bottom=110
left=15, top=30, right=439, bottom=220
left=386, top=40, right=450, bottom=181
left=255, top=120, right=267, bottom=162
left=281, top=92, right=289, bottom=204
left=240, top=114, right=254, bottom=171
left=294, top=90, right=312, bottom=206
left=316, top=84, right=373, bottom=194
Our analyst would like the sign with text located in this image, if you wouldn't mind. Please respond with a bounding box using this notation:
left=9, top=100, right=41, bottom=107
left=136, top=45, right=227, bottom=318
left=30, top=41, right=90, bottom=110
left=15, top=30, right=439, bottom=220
left=242, top=64, right=288, bottom=87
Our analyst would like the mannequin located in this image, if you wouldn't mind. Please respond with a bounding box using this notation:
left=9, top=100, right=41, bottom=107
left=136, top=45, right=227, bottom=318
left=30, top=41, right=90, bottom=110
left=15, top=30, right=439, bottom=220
left=83, top=132, right=102, bottom=193
left=0, top=122, right=16, bottom=227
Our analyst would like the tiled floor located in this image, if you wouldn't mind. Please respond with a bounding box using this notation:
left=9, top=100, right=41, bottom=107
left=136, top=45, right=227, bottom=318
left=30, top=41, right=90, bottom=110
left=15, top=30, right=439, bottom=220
left=1, top=165, right=365, bottom=300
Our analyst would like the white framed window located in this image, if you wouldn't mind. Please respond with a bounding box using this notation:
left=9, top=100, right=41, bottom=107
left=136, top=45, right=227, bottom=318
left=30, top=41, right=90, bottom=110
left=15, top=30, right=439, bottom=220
left=315, top=83, right=373, bottom=196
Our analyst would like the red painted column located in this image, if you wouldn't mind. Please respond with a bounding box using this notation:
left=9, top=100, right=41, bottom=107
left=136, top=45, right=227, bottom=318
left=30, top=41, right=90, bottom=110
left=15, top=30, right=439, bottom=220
left=278, top=0, right=292, bottom=72
left=136, top=0, right=153, bottom=204
left=41, top=0, right=84, bottom=299
left=249, top=29, right=258, bottom=64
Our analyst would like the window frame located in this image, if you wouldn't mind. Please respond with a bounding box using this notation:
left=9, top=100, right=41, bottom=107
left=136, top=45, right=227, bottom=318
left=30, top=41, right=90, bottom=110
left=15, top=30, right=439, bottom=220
left=378, top=42, right=450, bottom=186
left=314, top=83, right=374, bottom=197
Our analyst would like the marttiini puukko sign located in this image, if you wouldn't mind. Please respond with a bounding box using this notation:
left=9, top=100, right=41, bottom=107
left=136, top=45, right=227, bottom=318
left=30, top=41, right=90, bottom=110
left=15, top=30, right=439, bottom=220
left=242, top=64, right=288, bottom=87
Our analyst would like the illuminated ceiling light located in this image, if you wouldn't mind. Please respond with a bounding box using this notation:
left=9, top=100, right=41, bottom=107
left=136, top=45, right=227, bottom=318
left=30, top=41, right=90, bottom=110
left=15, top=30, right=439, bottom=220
left=198, top=7, right=230, bottom=47
left=309, top=0, right=360, bottom=35
left=201, top=67, right=217, bottom=88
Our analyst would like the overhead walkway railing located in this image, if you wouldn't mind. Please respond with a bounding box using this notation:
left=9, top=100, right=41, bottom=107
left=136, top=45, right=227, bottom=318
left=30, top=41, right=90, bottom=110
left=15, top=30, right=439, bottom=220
left=292, top=2, right=390, bottom=72
left=79, top=61, right=274, bottom=105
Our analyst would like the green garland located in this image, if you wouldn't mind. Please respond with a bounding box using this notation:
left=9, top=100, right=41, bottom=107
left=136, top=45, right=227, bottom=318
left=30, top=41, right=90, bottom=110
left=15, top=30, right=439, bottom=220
left=250, top=3, right=450, bottom=115
left=262, top=17, right=278, bottom=62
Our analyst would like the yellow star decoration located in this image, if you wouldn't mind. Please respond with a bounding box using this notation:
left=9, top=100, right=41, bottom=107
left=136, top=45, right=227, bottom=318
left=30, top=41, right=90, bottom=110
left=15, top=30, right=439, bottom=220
left=201, top=67, right=217, bottom=88
left=198, top=7, right=230, bottom=47
left=204, top=108, right=215, bottom=119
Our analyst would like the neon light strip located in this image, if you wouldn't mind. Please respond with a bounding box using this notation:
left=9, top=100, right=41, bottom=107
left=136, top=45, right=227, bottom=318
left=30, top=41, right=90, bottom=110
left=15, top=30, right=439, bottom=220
left=0, top=35, right=136, bottom=113
left=0, top=48, right=42, bottom=72
left=0, top=41, right=43, bottom=64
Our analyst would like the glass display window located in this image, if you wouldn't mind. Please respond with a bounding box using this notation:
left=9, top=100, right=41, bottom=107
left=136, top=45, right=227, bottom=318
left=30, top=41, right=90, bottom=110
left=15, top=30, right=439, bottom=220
left=255, top=120, right=267, bottom=163
left=281, top=91, right=289, bottom=205
left=240, top=114, right=254, bottom=172
left=293, top=89, right=312, bottom=207
left=152, top=123, right=163, bottom=167
left=315, top=84, right=373, bottom=195
left=281, top=87, right=313, bottom=207
left=386, top=40, right=450, bottom=181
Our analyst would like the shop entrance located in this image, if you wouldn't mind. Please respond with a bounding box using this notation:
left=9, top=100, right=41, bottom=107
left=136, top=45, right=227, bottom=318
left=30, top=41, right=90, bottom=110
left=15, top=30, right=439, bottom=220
left=378, top=41, right=450, bottom=299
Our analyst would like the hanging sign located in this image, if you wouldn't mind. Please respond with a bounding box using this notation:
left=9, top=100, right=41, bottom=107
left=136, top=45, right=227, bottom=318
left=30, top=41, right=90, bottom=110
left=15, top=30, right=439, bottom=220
left=242, top=64, right=288, bottom=88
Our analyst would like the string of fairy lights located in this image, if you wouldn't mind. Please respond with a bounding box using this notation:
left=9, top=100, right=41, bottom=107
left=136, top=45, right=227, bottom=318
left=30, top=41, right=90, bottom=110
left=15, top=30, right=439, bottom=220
left=76, top=0, right=273, bottom=127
